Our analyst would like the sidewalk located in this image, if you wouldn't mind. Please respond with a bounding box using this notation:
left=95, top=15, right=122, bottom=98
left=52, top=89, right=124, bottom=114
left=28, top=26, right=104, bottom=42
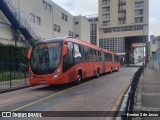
left=134, top=67, right=160, bottom=119
left=0, top=79, right=30, bottom=93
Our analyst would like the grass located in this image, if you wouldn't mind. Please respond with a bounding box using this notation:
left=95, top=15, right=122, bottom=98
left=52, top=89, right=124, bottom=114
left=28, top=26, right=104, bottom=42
left=0, top=71, right=28, bottom=81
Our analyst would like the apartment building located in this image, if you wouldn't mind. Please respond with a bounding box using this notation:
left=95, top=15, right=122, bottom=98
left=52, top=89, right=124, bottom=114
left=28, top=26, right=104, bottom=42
left=98, top=0, right=149, bottom=64
left=85, top=14, right=99, bottom=46
left=0, top=0, right=90, bottom=46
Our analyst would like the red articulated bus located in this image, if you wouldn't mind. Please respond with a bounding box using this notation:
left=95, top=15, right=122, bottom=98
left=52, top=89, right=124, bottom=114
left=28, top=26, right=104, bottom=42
left=27, top=37, right=120, bottom=85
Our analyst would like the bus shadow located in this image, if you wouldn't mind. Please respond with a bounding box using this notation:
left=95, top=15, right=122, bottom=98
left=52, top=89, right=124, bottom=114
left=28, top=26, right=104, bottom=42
left=32, top=71, right=118, bottom=92
left=32, top=83, right=75, bottom=92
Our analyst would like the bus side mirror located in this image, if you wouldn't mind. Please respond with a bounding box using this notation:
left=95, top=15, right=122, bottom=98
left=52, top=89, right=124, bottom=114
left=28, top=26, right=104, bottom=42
left=63, top=45, right=68, bottom=56
left=27, top=48, right=32, bottom=59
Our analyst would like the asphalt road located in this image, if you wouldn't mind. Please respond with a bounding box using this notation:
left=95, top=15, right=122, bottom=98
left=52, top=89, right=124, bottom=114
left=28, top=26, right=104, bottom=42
left=0, top=67, right=138, bottom=120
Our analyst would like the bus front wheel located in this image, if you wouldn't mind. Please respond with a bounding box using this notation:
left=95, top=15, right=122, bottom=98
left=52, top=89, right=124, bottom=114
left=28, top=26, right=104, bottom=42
left=75, top=72, right=82, bottom=85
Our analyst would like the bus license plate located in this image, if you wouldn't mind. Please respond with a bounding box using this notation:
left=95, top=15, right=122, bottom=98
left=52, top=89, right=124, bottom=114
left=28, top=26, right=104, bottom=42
left=40, top=80, right=46, bottom=84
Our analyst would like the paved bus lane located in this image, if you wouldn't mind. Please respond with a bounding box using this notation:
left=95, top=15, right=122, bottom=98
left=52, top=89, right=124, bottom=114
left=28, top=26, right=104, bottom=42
left=0, top=68, right=138, bottom=120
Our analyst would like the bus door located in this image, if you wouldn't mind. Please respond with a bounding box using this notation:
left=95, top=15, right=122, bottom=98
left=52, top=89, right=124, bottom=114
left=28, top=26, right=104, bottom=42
left=81, top=45, right=87, bottom=78
left=83, top=46, right=90, bottom=78
left=101, top=50, right=105, bottom=73
left=63, top=42, right=76, bottom=82
left=73, top=43, right=86, bottom=78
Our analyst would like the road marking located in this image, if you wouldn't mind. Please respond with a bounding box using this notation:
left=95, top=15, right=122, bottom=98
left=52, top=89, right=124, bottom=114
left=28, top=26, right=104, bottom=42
left=11, top=79, right=96, bottom=112
left=106, top=80, right=131, bottom=120
left=10, top=73, right=131, bottom=113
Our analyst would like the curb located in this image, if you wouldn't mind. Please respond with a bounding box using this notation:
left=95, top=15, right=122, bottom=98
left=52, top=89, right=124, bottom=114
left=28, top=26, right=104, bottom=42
left=106, top=80, right=131, bottom=120
left=0, top=85, right=36, bottom=94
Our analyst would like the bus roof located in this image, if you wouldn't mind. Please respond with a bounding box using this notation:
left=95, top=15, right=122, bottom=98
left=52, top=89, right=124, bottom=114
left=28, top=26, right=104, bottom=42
left=34, top=37, right=119, bottom=55
left=65, top=37, right=101, bottom=50
left=102, top=48, right=119, bottom=56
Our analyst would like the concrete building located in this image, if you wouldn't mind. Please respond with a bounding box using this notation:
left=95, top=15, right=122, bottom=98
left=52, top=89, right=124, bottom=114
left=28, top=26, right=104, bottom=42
left=85, top=14, right=99, bottom=46
left=150, top=35, right=160, bottom=57
left=0, top=0, right=90, bottom=46
left=74, top=16, right=90, bottom=42
left=98, top=0, right=149, bottom=64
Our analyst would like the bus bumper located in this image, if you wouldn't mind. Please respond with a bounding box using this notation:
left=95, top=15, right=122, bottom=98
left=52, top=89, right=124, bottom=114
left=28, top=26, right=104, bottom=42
left=29, top=74, right=69, bottom=85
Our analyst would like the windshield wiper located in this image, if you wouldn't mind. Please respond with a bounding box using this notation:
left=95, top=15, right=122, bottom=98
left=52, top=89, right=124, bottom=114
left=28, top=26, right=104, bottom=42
left=35, top=53, right=44, bottom=72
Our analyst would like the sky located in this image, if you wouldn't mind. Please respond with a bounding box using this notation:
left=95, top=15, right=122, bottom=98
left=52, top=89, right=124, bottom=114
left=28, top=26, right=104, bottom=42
left=52, top=0, right=160, bottom=36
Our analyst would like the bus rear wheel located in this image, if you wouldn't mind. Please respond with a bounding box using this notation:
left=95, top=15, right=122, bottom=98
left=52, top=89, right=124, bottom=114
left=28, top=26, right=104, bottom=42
left=117, top=66, right=119, bottom=71
left=96, top=69, right=100, bottom=78
left=110, top=67, right=113, bottom=73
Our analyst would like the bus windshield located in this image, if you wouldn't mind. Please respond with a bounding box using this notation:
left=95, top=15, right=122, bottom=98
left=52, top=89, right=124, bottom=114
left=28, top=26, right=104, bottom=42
left=30, top=42, right=62, bottom=75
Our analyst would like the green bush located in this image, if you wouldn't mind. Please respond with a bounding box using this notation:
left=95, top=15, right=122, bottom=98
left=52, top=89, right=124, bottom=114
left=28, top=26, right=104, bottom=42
left=0, top=43, right=29, bottom=71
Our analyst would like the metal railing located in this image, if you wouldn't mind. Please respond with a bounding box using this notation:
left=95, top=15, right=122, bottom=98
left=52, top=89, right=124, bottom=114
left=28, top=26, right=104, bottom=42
left=150, top=48, right=160, bottom=72
left=3, top=0, right=38, bottom=39
left=121, top=66, right=144, bottom=120
left=0, top=62, right=29, bottom=93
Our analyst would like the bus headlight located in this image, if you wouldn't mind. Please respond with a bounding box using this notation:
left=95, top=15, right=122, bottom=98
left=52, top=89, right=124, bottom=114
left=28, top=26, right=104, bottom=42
left=53, top=68, right=62, bottom=78
left=29, top=72, right=34, bottom=79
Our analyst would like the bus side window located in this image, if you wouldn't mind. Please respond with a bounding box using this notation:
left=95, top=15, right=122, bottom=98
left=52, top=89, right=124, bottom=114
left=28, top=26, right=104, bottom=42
left=74, top=44, right=82, bottom=64
left=117, top=56, right=120, bottom=62
left=84, top=46, right=89, bottom=62
left=92, top=49, right=95, bottom=62
left=96, top=50, right=98, bottom=62
left=98, top=51, right=101, bottom=61
left=63, top=42, right=74, bottom=72
left=106, top=53, right=108, bottom=62
left=80, top=45, right=85, bottom=62
left=115, top=56, right=117, bottom=62
left=109, top=54, right=112, bottom=62
left=95, top=50, right=97, bottom=62
left=107, top=53, right=109, bottom=62
left=68, top=42, right=74, bottom=63
left=89, top=48, right=92, bottom=62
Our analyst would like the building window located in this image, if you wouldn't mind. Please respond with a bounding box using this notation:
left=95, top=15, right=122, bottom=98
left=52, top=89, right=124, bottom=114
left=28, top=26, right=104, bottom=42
left=103, top=20, right=110, bottom=26
left=57, top=26, right=61, bottom=33
left=152, top=40, right=156, bottom=44
left=65, top=15, right=68, bottom=21
left=43, top=1, right=51, bottom=12
left=29, top=13, right=35, bottom=23
left=118, top=19, right=126, bottom=25
left=53, top=24, right=61, bottom=33
left=35, top=16, right=41, bottom=25
left=118, top=12, right=126, bottom=18
left=135, top=1, right=144, bottom=8
left=102, top=6, right=110, bottom=13
left=114, top=37, right=124, bottom=53
left=69, top=31, right=74, bottom=36
left=100, top=38, right=113, bottom=51
left=62, top=13, right=68, bottom=22
left=103, top=25, right=144, bottom=33
left=29, top=13, right=41, bottom=25
left=135, top=9, right=144, bottom=16
left=135, top=17, right=143, bottom=23
left=102, top=0, right=110, bottom=6
left=119, top=0, right=126, bottom=2
left=53, top=24, right=57, bottom=31
left=119, top=4, right=126, bottom=11
left=75, top=22, right=79, bottom=25
left=62, top=13, right=65, bottom=20
left=75, top=34, right=79, bottom=37
left=103, top=13, right=110, bottom=20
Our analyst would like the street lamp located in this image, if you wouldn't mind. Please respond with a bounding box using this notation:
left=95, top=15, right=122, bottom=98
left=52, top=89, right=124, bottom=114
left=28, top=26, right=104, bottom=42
left=142, top=27, right=145, bottom=75
left=142, top=24, right=149, bottom=75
